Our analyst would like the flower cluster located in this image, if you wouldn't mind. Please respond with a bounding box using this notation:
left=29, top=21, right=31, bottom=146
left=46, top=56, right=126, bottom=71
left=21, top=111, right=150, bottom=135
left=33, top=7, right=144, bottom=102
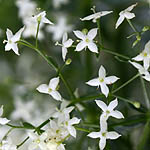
left=88, top=99, right=124, bottom=150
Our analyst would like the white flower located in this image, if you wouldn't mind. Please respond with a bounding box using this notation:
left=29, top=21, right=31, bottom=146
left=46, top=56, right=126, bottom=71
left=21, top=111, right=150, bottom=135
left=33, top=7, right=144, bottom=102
left=60, top=33, right=73, bottom=61
left=28, top=132, right=48, bottom=150
left=64, top=117, right=80, bottom=138
left=87, top=121, right=121, bottom=150
left=129, top=61, right=150, bottom=81
left=80, top=11, right=113, bottom=23
left=0, top=137, right=17, bottom=150
left=3, top=27, right=25, bottom=55
left=115, top=3, right=137, bottom=29
left=86, top=66, right=119, bottom=97
left=95, top=99, right=124, bottom=121
left=53, top=100, right=75, bottom=124
left=52, top=0, right=68, bottom=8
left=0, top=105, right=10, bottom=125
left=36, top=77, right=62, bottom=101
left=73, top=28, right=98, bottom=53
left=33, top=11, right=53, bottom=25
left=46, top=15, right=73, bottom=41
left=132, top=41, right=150, bottom=70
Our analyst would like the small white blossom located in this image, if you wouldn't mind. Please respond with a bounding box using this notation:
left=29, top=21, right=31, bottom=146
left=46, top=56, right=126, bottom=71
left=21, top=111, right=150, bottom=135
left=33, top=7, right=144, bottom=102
left=53, top=100, right=75, bottom=124
left=36, top=77, right=62, bottom=101
left=132, top=41, right=150, bottom=70
left=60, top=33, right=73, bottom=61
left=3, top=27, right=25, bottom=55
left=95, top=99, right=124, bottom=121
left=33, top=11, right=53, bottom=25
left=115, top=3, right=137, bottom=29
left=0, top=137, right=17, bottom=150
left=86, top=66, right=119, bottom=97
left=73, top=28, right=98, bottom=53
left=64, top=117, right=80, bottom=138
left=28, top=132, right=48, bottom=150
left=129, top=61, right=150, bottom=81
left=80, top=11, right=113, bottom=23
left=46, top=15, right=73, bottom=41
left=88, top=121, right=121, bottom=150
left=52, top=0, right=68, bottom=8
left=0, top=105, right=10, bottom=125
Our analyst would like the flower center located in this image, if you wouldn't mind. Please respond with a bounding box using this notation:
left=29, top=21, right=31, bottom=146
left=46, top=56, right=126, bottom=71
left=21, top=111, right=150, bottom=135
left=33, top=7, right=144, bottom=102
left=35, top=139, right=40, bottom=144
left=99, top=78, right=104, bottom=83
left=8, top=40, right=12, bottom=44
left=143, top=52, right=147, bottom=57
left=48, top=88, right=52, bottom=92
left=102, top=132, right=106, bottom=137
left=106, top=110, right=110, bottom=114
left=85, top=38, right=90, bottom=43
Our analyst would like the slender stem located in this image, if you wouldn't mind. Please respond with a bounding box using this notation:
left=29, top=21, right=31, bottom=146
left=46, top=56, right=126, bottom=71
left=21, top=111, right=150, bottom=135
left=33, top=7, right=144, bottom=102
left=112, top=73, right=140, bottom=94
left=7, top=124, right=25, bottom=129
left=126, top=19, right=138, bottom=33
left=35, top=21, right=40, bottom=48
left=75, top=127, right=91, bottom=133
left=140, top=76, right=150, bottom=109
left=96, top=19, right=103, bottom=46
left=17, top=137, right=29, bottom=148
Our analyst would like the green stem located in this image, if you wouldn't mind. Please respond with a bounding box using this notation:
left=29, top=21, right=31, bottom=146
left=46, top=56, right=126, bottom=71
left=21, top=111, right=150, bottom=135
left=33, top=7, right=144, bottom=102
left=140, top=76, right=150, bottom=109
left=101, top=46, right=130, bottom=60
left=35, top=21, right=40, bottom=48
left=75, top=127, right=91, bottom=133
left=126, top=19, right=138, bottom=33
left=7, top=124, right=25, bottom=129
left=18, top=40, right=76, bottom=99
left=96, top=19, right=103, bottom=46
left=112, top=73, right=140, bottom=93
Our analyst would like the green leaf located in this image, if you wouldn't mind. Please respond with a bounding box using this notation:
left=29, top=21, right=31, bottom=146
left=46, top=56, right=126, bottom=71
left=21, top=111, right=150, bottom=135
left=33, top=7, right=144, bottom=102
left=22, top=122, right=35, bottom=129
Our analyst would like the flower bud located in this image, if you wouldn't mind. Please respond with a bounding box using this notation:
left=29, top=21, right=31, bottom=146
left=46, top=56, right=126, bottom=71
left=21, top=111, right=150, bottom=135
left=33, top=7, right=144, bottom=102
left=142, top=26, right=149, bottom=32
left=82, top=28, right=88, bottom=35
left=132, top=101, right=140, bottom=108
left=65, top=58, right=72, bottom=65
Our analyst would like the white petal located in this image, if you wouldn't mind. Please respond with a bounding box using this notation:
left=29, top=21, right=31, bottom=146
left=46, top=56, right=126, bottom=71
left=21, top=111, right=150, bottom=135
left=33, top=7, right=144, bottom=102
left=28, top=132, right=38, bottom=140
left=50, top=120, right=57, bottom=129
left=143, top=75, right=150, bottom=82
left=115, top=15, right=125, bottom=29
left=5, top=43, right=12, bottom=51
left=100, top=83, right=109, bottom=97
left=99, top=137, right=106, bottom=150
left=99, top=66, right=106, bottom=79
left=144, top=40, right=150, bottom=51
left=100, top=117, right=108, bottom=132
left=42, top=17, right=53, bottom=24
left=12, top=26, right=25, bottom=42
left=87, top=132, right=101, bottom=138
left=87, top=42, right=98, bottom=53
left=57, top=144, right=65, bottom=150
left=73, top=30, right=85, bottom=40
left=104, top=76, right=119, bottom=84
left=68, top=125, right=76, bottom=138
left=64, top=106, right=75, bottom=114
left=124, top=12, right=135, bottom=19
left=49, top=77, right=59, bottom=90
left=50, top=91, right=62, bottom=101
left=0, top=105, right=4, bottom=116
left=11, top=43, right=20, bottom=55
left=28, top=143, right=38, bottom=150
left=75, top=41, right=86, bottom=51
left=62, top=47, right=68, bottom=61
left=87, top=28, right=98, bottom=40
left=129, top=61, right=142, bottom=70
left=125, top=3, right=137, bottom=12
left=95, top=100, right=107, bottom=111
left=6, top=29, right=13, bottom=40
left=110, top=110, right=124, bottom=119
left=132, top=54, right=143, bottom=61
left=86, top=78, right=100, bottom=86
left=36, top=84, right=49, bottom=94
left=80, top=14, right=97, bottom=21
left=68, top=117, right=80, bottom=125
left=64, top=39, right=73, bottom=48
left=62, top=33, right=67, bottom=43
left=108, top=98, right=118, bottom=111
left=143, top=57, right=150, bottom=70
left=106, top=131, right=121, bottom=139
left=0, top=118, right=10, bottom=125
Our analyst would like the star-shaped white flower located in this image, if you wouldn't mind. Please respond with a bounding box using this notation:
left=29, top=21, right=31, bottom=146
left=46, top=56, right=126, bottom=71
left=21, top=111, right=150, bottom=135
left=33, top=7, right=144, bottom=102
left=129, top=61, right=150, bottom=81
left=73, top=28, right=98, bottom=53
left=115, top=3, right=137, bottom=29
left=64, top=117, right=80, bottom=138
left=33, top=11, right=53, bottom=25
left=28, top=132, right=48, bottom=150
left=132, top=41, right=150, bottom=70
left=95, top=99, right=124, bottom=121
left=3, top=27, right=25, bottom=55
left=80, top=11, right=113, bottom=23
left=61, top=33, right=73, bottom=61
left=87, top=121, right=121, bottom=150
left=86, top=66, right=119, bottom=97
left=0, top=105, right=10, bottom=125
left=36, top=77, right=62, bottom=101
